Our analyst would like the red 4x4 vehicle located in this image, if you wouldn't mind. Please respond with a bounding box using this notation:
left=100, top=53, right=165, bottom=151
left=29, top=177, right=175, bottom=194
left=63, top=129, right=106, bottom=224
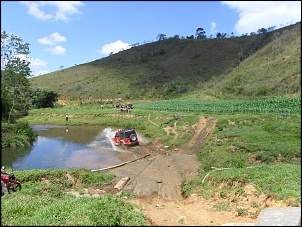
left=112, top=129, right=139, bottom=146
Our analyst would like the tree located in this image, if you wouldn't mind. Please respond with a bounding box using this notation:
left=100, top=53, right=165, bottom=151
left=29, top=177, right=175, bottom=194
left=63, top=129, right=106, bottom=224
left=195, top=28, right=206, bottom=39
left=186, top=35, right=194, bottom=39
left=257, top=28, right=267, bottom=34
left=267, top=26, right=276, bottom=32
left=216, top=32, right=227, bottom=38
left=31, top=88, right=60, bottom=108
left=1, top=31, right=32, bottom=123
left=221, top=33, right=227, bottom=38
left=156, top=33, right=166, bottom=41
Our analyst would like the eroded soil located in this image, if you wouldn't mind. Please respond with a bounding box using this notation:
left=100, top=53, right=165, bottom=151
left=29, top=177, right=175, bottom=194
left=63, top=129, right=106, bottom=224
left=69, top=115, right=290, bottom=226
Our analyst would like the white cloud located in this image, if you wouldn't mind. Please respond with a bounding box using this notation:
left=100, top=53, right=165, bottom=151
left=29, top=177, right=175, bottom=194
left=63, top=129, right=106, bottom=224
left=45, top=46, right=66, bottom=55
left=38, top=37, right=56, bottom=46
left=38, top=33, right=66, bottom=56
left=30, top=57, right=48, bottom=68
left=20, top=1, right=84, bottom=22
left=221, top=1, right=301, bottom=35
left=38, top=32, right=67, bottom=46
left=27, top=57, right=48, bottom=77
left=50, top=32, right=67, bottom=43
left=210, top=22, right=217, bottom=36
left=35, top=33, right=66, bottom=74
left=97, top=40, right=132, bottom=55
left=1, top=54, right=46, bottom=77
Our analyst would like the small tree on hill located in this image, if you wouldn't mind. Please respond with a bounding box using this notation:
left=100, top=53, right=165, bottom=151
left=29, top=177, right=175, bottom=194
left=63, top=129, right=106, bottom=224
left=196, top=28, right=206, bottom=39
left=156, top=33, right=166, bottom=41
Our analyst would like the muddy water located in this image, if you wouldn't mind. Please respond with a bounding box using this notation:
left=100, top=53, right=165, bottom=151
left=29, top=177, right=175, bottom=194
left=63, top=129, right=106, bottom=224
left=1, top=125, right=145, bottom=171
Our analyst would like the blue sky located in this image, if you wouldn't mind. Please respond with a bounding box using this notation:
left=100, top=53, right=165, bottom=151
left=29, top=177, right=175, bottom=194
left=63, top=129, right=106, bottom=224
left=1, top=1, right=301, bottom=77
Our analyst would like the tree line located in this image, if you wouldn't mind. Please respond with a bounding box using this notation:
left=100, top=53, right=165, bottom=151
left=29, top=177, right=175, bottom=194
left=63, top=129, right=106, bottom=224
left=156, top=25, right=278, bottom=41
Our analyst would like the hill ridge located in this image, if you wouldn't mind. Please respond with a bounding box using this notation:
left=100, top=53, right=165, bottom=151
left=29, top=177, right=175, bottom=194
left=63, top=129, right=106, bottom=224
left=29, top=22, right=301, bottom=101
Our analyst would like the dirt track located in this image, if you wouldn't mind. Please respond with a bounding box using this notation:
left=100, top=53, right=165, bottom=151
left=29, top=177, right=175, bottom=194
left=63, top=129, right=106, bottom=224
left=108, top=115, right=213, bottom=200
left=100, top=116, right=259, bottom=226
left=69, top=114, right=288, bottom=226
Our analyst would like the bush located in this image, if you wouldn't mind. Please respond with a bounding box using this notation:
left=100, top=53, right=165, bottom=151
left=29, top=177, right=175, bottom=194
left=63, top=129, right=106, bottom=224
left=1, top=121, right=38, bottom=148
left=14, top=121, right=37, bottom=140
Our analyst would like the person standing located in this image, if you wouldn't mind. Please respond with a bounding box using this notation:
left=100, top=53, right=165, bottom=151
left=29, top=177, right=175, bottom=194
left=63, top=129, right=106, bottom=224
left=66, top=114, right=69, bottom=122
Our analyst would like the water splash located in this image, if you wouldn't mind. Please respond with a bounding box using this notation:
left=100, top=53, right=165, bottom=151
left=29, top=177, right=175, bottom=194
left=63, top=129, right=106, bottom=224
left=103, top=127, right=119, bottom=150
left=88, top=127, right=122, bottom=151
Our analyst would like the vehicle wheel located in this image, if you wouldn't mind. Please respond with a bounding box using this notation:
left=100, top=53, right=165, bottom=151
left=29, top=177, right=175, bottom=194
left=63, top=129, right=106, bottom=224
left=9, top=183, right=21, bottom=193
left=1, top=181, right=8, bottom=196
left=130, top=134, right=137, bottom=142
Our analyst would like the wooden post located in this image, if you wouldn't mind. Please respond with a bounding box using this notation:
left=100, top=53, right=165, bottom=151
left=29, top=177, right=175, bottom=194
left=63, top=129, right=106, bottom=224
left=91, top=153, right=150, bottom=172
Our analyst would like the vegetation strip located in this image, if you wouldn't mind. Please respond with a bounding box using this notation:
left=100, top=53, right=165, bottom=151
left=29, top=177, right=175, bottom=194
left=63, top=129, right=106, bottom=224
left=201, top=166, right=264, bottom=184
left=136, top=97, right=301, bottom=115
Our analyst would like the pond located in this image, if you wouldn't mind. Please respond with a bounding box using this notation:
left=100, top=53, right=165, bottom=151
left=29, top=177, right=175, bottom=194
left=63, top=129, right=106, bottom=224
left=1, top=125, right=142, bottom=171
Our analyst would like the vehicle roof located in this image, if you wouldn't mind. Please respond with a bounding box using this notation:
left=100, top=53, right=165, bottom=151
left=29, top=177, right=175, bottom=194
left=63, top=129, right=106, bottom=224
left=118, top=129, right=136, bottom=132
left=116, top=129, right=137, bottom=138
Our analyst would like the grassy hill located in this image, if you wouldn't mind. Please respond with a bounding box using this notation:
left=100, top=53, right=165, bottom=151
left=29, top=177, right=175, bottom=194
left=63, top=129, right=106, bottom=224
left=29, top=22, right=301, bottom=101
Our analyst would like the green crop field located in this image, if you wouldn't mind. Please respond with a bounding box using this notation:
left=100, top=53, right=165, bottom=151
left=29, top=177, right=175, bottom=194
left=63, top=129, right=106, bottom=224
left=135, top=97, right=301, bottom=116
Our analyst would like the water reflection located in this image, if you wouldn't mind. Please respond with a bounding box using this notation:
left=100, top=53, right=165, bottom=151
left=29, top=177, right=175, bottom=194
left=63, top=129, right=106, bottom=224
left=34, top=125, right=103, bottom=144
left=1, top=125, right=134, bottom=171
left=1, top=146, right=32, bottom=169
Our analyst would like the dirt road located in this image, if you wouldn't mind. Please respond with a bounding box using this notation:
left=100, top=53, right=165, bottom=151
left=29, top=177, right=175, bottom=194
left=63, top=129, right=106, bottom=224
left=100, top=116, right=260, bottom=226
left=108, top=150, right=256, bottom=226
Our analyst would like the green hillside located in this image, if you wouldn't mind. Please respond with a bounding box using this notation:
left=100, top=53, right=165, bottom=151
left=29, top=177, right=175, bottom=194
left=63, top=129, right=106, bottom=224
left=29, top=22, right=301, bottom=101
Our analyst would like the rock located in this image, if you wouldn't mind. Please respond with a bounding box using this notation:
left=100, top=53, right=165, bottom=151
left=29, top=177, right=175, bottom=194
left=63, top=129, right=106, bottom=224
left=114, top=177, right=130, bottom=190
